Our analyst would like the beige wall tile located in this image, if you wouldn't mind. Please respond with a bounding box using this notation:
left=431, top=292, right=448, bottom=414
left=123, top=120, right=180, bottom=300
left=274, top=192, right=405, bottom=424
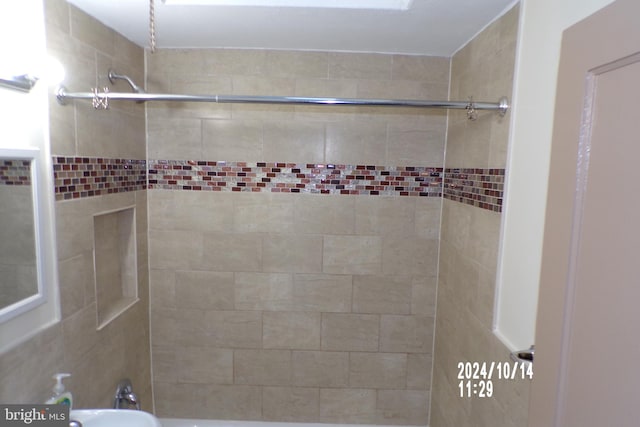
left=328, top=53, right=392, bottom=80
left=154, top=382, right=207, bottom=418
left=411, top=276, right=438, bottom=316
left=58, top=251, right=93, bottom=319
left=293, top=194, right=355, bottom=235
left=139, top=46, right=448, bottom=423
left=321, top=313, right=379, bottom=351
left=376, top=390, right=429, bottom=425
left=156, top=382, right=263, bottom=420
left=204, top=385, right=263, bottom=420
left=149, top=191, right=234, bottom=233
left=357, top=80, right=448, bottom=101
left=161, top=75, right=232, bottom=120
left=353, top=275, right=412, bottom=314
left=265, top=50, right=328, bottom=79
left=323, top=235, right=382, bottom=275
left=149, top=269, right=175, bottom=309
left=150, top=308, right=205, bottom=347
left=202, top=119, right=263, bottom=162
left=69, top=4, right=114, bottom=55
left=203, top=310, right=263, bottom=348
left=325, top=122, right=387, bottom=165
left=151, top=346, right=177, bottom=383
left=392, top=55, right=450, bottom=83
left=233, top=76, right=298, bottom=98
left=55, top=197, right=99, bottom=260
left=202, top=49, right=267, bottom=76
left=235, top=272, right=293, bottom=311
left=147, top=49, right=207, bottom=76
left=200, top=232, right=262, bottom=272
left=319, top=388, right=376, bottom=424
left=387, top=122, right=446, bottom=166
left=61, top=303, right=99, bottom=363
left=174, top=270, right=234, bottom=310
left=355, top=196, right=416, bottom=237
left=0, top=324, right=64, bottom=404
left=0, top=2, right=153, bottom=412
left=414, top=197, right=443, bottom=239
left=293, top=274, right=353, bottom=312
left=149, top=230, right=204, bottom=270
left=44, top=0, right=70, bottom=33
left=232, top=193, right=295, bottom=233
left=263, top=312, right=321, bottom=350
left=76, top=108, right=145, bottom=159
left=295, top=78, right=358, bottom=98
left=349, top=352, right=407, bottom=389
left=262, top=121, right=325, bottom=163
left=382, top=236, right=439, bottom=276
left=380, top=315, right=434, bottom=353
left=407, top=353, right=433, bottom=390
left=234, top=349, right=292, bottom=386
left=262, top=234, right=323, bottom=273
left=433, top=6, right=528, bottom=427
left=176, top=346, right=233, bottom=384
left=292, top=350, right=349, bottom=387
left=147, top=117, right=203, bottom=160
left=263, top=386, right=320, bottom=422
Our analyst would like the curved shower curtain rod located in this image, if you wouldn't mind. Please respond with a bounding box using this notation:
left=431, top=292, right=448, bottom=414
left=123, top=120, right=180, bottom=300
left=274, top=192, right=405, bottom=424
left=55, top=70, right=509, bottom=119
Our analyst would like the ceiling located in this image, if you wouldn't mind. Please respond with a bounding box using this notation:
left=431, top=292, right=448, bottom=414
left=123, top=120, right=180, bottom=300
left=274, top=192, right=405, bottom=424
left=66, top=0, right=517, bottom=56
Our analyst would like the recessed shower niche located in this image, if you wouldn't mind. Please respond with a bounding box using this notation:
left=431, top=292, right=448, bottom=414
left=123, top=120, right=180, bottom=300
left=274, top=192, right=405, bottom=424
left=93, top=206, right=138, bottom=329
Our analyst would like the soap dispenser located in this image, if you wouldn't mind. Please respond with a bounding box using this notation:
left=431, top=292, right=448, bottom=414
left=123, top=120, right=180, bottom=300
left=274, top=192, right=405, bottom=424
left=45, top=373, right=73, bottom=408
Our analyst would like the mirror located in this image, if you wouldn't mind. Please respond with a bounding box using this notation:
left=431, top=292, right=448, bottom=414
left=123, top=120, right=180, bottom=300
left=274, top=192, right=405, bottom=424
left=0, top=149, right=45, bottom=323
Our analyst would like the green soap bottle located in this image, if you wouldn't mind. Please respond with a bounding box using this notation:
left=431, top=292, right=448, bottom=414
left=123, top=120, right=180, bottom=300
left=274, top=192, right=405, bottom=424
left=45, top=373, right=73, bottom=409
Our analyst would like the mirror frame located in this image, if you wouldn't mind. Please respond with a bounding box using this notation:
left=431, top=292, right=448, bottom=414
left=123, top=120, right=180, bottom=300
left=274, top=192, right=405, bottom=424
left=0, top=148, right=45, bottom=322
left=0, top=145, right=59, bottom=354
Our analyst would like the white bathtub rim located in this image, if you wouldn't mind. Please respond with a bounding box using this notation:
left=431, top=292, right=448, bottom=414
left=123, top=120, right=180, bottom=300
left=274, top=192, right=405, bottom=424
left=158, top=418, right=427, bottom=427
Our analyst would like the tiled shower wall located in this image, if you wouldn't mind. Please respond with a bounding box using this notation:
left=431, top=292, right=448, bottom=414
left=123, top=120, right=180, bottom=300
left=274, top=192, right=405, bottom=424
left=0, top=0, right=152, bottom=409
left=147, top=49, right=448, bottom=424
left=430, top=5, right=531, bottom=427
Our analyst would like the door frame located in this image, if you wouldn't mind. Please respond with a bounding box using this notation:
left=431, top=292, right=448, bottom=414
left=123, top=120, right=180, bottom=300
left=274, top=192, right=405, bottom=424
left=528, top=0, right=640, bottom=425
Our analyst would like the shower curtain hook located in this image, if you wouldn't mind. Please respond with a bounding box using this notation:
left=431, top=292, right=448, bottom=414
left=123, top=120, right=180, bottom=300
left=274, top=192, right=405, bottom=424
left=466, top=97, right=477, bottom=121
left=92, top=87, right=110, bottom=110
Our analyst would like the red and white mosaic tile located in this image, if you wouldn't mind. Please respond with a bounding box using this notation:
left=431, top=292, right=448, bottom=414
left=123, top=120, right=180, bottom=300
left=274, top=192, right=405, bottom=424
left=51, top=156, right=505, bottom=212
left=0, top=160, right=32, bottom=186
left=53, top=157, right=147, bottom=201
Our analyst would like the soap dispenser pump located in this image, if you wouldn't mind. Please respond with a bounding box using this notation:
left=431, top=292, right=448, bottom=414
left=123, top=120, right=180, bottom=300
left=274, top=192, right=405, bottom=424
left=45, top=373, right=73, bottom=408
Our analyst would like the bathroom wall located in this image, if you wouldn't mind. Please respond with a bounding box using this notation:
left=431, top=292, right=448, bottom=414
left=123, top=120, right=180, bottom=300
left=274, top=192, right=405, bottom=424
left=146, top=49, right=448, bottom=424
left=430, top=5, right=531, bottom=427
left=0, top=0, right=152, bottom=409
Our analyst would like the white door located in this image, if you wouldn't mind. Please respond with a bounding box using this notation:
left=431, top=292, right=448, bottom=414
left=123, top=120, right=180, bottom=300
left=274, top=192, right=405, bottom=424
left=528, top=0, right=640, bottom=426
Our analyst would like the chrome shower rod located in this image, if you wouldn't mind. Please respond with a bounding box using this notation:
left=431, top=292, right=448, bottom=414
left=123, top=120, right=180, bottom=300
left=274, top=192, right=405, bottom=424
left=56, top=86, right=509, bottom=116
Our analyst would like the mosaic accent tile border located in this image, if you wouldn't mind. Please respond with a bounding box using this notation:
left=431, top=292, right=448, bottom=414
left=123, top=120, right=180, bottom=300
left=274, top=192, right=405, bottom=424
left=53, top=156, right=147, bottom=201
left=0, top=160, right=31, bottom=186
left=51, top=157, right=505, bottom=212
left=148, top=160, right=443, bottom=197
left=443, top=168, right=505, bottom=212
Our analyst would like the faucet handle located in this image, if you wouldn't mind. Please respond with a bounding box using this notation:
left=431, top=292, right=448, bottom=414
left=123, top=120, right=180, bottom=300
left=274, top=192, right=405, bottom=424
left=113, top=378, right=141, bottom=410
left=69, top=421, right=83, bottom=427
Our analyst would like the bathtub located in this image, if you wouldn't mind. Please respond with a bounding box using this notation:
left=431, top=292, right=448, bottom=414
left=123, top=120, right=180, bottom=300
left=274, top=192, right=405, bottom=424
left=159, top=420, right=410, bottom=427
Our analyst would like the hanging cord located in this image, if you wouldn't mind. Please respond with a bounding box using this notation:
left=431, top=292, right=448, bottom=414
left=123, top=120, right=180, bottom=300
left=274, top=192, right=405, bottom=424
left=150, top=0, right=156, bottom=53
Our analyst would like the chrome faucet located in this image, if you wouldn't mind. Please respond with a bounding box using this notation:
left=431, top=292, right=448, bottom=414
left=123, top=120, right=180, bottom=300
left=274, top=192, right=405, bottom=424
left=113, top=379, right=140, bottom=410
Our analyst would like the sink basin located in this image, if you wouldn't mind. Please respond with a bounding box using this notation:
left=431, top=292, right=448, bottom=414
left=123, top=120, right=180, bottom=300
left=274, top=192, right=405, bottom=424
left=70, top=409, right=162, bottom=427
